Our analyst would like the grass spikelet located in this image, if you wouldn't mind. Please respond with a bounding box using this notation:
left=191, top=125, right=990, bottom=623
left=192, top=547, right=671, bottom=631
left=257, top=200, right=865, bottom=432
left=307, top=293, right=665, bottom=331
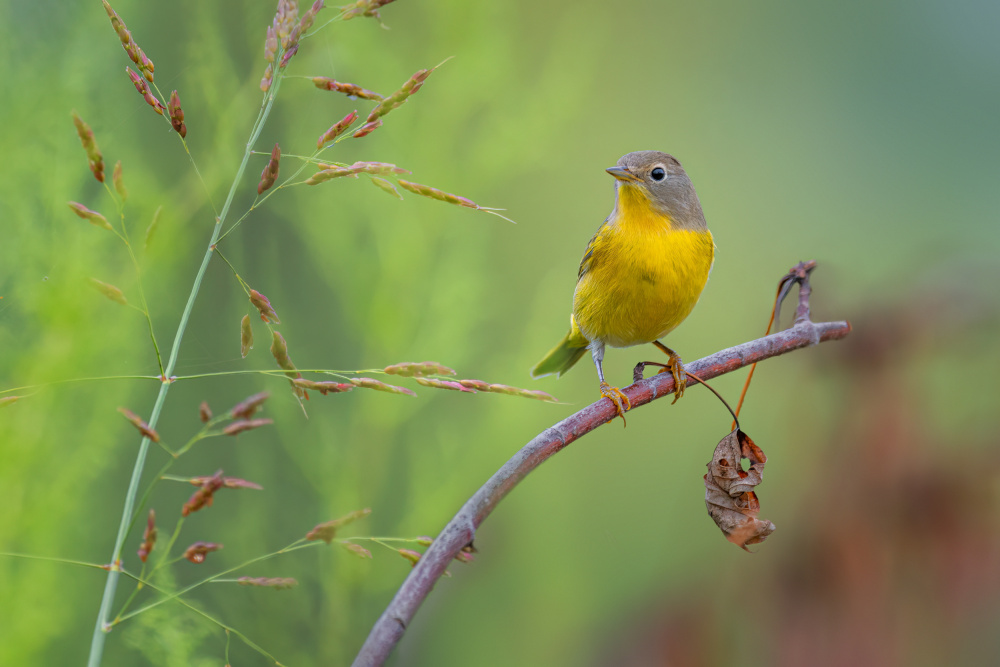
left=182, top=470, right=224, bottom=517
left=68, top=201, right=112, bottom=230
left=126, top=67, right=164, bottom=115
left=397, top=179, right=477, bottom=208
left=240, top=315, right=254, bottom=358
left=237, top=576, right=298, bottom=590
left=117, top=407, right=160, bottom=442
left=306, top=508, right=373, bottom=544
left=223, top=418, right=274, bottom=436
left=369, top=176, right=403, bottom=199
left=340, top=0, right=397, bottom=23
left=257, top=144, right=281, bottom=195
left=0, top=397, right=21, bottom=408
left=167, top=90, right=186, bottom=138
left=307, top=161, right=409, bottom=185
left=383, top=361, right=456, bottom=377
left=229, top=391, right=270, bottom=419
left=89, top=278, right=127, bottom=305
left=144, top=205, right=162, bottom=250
left=199, top=401, right=213, bottom=422
left=183, top=542, right=222, bottom=564
left=349, top=377, right=415, bottom=395
left=270, top=332, right=307, bottom=398
left=71, top=112, right=104, bottom=183
left=414, top=377, right=476, bottom=393
left=365, top=68, right=433, bottom=123
left=397, top=548, right=421, bottom=566
left=458, top=379, right=557, bottom=402
left=312, top=77, right=383, bottom=101
left=261, top=63, right=275, bottom=92
left=249, top=289, right=281, bottom=324
left=341, top=542, right=373, bottom=559
left=112, top=161, right=127, bottom=200
left=317, top=110, right=358, bottom=149
left=137, top=510, right=156, bottom=563
left=187, top=474, right=262, bottom=490
left=351, top=118, right=382, bottom=139
left=102, top=0, right=155, bottom=81
left=292, top=379, right=354, bottom=395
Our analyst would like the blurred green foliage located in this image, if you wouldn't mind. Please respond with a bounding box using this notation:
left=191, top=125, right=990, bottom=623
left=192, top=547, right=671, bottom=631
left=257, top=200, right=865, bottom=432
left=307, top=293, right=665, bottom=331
left=1, top=0, right=999, bottom=665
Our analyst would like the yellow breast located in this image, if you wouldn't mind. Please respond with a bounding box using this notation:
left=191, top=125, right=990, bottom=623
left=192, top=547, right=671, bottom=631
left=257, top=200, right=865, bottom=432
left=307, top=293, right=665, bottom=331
left=573, top=189, right=714, bottom=348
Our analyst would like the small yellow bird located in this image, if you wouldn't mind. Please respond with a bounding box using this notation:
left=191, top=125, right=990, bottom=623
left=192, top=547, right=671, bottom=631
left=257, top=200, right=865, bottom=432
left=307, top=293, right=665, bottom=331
left=531, top=151, right=715, bottom=422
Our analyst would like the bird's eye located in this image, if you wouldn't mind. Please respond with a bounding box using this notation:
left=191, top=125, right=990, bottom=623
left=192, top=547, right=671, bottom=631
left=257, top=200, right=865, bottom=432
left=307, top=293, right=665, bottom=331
left=650, top=167, right=666, bottom=181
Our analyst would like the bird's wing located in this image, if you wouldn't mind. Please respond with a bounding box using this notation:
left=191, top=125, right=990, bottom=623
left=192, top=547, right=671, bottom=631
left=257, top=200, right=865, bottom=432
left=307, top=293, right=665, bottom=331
left=577, top=220, right=609, bottom=281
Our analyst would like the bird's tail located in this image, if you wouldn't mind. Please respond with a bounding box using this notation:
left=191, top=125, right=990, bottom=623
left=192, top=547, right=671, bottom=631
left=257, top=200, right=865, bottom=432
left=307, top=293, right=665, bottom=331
left=531, top=315, right=590, bottom=379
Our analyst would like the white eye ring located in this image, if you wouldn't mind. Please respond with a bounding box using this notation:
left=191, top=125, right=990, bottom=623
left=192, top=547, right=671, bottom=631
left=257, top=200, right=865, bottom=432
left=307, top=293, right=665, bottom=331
left=650, top=165, right=667, bottom=181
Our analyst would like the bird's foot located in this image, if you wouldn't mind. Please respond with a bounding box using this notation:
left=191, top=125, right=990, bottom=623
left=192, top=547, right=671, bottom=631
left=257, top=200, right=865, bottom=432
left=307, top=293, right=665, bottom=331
left=655, top=349, right=687, bottom=404
left=599, top=381, right=631, bottom=426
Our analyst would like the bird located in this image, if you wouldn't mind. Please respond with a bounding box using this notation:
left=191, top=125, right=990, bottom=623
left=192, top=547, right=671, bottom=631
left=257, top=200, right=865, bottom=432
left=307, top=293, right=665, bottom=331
left=531, top=150, right=715, bottom=424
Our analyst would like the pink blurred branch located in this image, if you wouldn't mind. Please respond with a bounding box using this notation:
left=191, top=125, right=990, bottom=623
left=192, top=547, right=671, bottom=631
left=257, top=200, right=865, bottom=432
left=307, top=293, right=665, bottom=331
left=351, top=262, right=850, bottom=667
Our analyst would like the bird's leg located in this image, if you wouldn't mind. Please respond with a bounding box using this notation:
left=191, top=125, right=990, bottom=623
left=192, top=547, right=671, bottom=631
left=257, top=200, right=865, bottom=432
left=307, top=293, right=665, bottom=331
left=591, top=341, right=630, bottom=426
left=653, top=341, right=687, bottom=404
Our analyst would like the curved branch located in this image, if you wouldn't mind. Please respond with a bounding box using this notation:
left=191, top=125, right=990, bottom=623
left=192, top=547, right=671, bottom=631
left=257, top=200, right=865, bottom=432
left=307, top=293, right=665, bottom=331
left=352, top=279, right=850, bottom=667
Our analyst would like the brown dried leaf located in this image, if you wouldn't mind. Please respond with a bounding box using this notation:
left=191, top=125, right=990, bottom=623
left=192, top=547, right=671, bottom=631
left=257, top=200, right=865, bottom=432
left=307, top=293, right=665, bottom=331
left=704, top=429, right=775, bottom=551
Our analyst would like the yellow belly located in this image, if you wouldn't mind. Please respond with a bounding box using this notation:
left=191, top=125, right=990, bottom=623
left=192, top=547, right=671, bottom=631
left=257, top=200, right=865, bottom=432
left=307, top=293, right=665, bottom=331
left=573, top=223, right=714, bottom=348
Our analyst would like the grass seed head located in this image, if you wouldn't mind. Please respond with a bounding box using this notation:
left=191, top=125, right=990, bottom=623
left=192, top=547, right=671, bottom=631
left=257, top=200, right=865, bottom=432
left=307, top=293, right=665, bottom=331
left=223, top=418, right=274, bottom=436
left=270, top=332, right=307, bottom=398
left=103, top=1, right=155, bottom=81
left=292, top=379, right=354, bottom=395
left=183, top=542, right=222, bottom=564
left=397, top=548, right=421, bottom=566
left=237, top=576, right=298, bottom=589
left=340, top=0, right=396, bottom=22
left=306, top=508, right=372, bottom=543
left=68, top=202, right=112, bottom=230
left=383, top=361, right=457, bottom=377
left=89, top=278, right=127, bottom=305
left=117, top=407, right=160, bottom=442
left=342, top=542, right=373, bottom=559
left=349, top=377, right=415, bottom=395
left=137, top=509, right=157, bottom=563
left=240, top=315, right=254, bottom=358
left=415, top=377, right=477, bottom=393
left=229, top=391, right=271, bottom=419
left=312, top=77, right=383, bottom=101
left=71, top=111, right=104, bottom=183
left=182, top=470, right=225, bottom=517
left=249, top=289, right=281, bottom=324
left=261, top=63, right=275, bottom=92
left=126, top=67, right=164, bottom=115
left=199, top=401, right=213, bottom=422
left=397, top=180, right=478, bottom=208
left=351, top=118, right=383, bottom=139
left=167, top=90, right=186, bottom=138
left=365, top=68, right=433, bottom=123
left=112, top=161, right=127, bottom=200
left=317, top=110, right=359, bottom=149
left=263, top=26, right=278, bottom=63
left=257, top=144, right=281, bottom=195
left=369, top=176, right=403, bottom=199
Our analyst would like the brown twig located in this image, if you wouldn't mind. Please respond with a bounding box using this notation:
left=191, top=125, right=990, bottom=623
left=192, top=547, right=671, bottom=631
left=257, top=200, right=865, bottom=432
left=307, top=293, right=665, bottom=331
left=350, top=265, right=849, bottom=667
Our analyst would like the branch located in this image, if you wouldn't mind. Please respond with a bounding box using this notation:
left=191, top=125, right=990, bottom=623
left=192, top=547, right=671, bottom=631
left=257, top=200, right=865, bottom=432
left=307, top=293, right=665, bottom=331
left=351, top=264, right=851, bottom=667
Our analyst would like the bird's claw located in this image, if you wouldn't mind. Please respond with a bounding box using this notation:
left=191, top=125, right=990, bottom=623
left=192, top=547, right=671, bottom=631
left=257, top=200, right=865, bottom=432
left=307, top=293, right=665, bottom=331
left=599, top=381, right=631, bottom=426
left=656, top=352, right=687, bottom=404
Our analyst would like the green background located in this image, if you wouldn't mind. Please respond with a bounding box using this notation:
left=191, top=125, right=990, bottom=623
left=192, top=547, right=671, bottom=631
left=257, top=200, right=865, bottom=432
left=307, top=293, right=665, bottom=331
left=2, top=0, right=998, bottom=665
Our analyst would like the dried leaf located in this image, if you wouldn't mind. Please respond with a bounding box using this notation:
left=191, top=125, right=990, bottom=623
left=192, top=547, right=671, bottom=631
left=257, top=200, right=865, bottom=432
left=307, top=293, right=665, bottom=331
left=704, top=429, right=775, bottom=550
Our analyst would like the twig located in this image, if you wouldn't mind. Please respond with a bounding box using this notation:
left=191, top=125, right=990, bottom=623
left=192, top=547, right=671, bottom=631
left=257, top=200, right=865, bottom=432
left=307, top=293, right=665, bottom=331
left=350, top=266, right=850, bottom=667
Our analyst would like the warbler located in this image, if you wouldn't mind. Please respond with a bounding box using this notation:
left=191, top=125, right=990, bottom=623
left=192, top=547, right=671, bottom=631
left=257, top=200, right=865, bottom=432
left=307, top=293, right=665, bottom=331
left=531, top=151, right=715, bottom=423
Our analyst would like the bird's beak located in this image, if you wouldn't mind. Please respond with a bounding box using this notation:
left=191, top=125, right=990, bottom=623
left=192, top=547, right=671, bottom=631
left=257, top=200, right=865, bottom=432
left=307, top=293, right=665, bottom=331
left=606, top=166, right=640, bottom=183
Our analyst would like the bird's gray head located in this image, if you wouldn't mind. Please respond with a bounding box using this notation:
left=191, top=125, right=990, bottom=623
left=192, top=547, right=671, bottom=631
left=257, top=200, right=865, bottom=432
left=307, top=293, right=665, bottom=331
left=606, top=151, right=707, bottom=230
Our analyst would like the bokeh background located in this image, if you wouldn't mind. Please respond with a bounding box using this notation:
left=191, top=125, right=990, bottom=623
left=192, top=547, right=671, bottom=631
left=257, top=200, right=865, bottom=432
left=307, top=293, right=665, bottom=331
left=2, top=0, right=999, bottom=665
